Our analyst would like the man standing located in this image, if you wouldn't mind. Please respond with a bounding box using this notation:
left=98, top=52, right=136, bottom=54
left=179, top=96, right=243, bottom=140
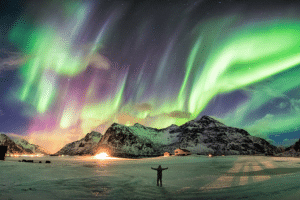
left=151, top=165, right=168, bottom=187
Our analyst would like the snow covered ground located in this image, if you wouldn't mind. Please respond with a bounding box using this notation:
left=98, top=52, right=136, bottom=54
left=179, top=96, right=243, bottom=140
left=2, top=155, right=300, bottom=200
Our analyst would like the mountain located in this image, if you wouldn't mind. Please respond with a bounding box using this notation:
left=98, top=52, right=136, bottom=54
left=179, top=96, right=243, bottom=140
left=13, top=138, right=50, bottom=155
left=285, top=139, right=300, bottom=152
left=94, top=123, right=162, bottom=158
left=0, top=134, right=31, bottom=155
left=162, top=115, right=278, bottom=155
left=53, top=131, right=102, bottom=155
left=275, top=139, right=300, bottom=157
left=94, top=116, right=279, bottom=158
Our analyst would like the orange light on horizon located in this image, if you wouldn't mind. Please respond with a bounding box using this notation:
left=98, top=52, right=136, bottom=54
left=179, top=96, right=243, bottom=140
left=93, top=152, right=119, bottom=160
left=94, top=152, right=110, bottom=159
left=9, top=154, right=44, bottom=157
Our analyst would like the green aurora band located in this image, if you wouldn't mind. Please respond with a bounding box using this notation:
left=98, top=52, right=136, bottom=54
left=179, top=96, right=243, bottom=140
left=185, top=19, right=300, bottom=122
left=9, top=2, right=102, bottom=114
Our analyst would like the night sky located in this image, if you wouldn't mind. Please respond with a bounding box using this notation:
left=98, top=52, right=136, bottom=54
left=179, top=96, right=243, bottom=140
left=1, top=0, right=300, bottom=153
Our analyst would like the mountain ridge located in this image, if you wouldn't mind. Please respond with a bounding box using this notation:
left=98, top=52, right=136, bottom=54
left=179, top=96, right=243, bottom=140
left=53, top=131, right=102, bottom=155
left=93, top=115, right=279, bottom=158
left=0, top=133, right=49, bottom=155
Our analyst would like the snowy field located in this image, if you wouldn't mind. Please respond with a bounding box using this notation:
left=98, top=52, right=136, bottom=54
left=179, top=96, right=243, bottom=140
left=2, top=155, right=300, bottom=200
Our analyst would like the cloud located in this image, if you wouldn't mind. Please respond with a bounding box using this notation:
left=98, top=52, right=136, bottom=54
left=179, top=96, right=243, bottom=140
left=5, top=133, right=24, bottom=140
left=0, top=50, right=27, bottom=71
left=279, top=138, right=299, bottom=147
left=277, top=102, right=288, bottom=109
left=290, top=98, right=300, bottom=112
left=88, top=53, right=111, bottom=70
left=265, top=138, right=275, bottom=145
left=244, top=114, right=275, bottom=137
left=116, top=113, right=145, bottom=126
left=244, top=110, right=300, bottom=139
left=167, top=111, right=191, bottom=118
left=82, top=44, right=111, bottom=70
left=135, top=103, right=152, bottom=111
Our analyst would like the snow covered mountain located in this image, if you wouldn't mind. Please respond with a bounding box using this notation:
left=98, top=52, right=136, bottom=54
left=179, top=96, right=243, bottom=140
left=0, top=133, right=31, bottom=154
left=13, top=137, right=50, bottom=155
left=162, top=116, right=279, bottom=155
left=94, top=123, right=162, bottom=157
left=54, top=131, right=102, bottom=155
left=94, top=116, right=279, bottom=157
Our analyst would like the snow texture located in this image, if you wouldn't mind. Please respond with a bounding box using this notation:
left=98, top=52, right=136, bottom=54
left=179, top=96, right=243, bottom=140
left=2, top=155, right=300, bottom=200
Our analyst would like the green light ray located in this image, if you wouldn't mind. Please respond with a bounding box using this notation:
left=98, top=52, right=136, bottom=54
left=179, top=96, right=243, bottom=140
left=79, top=71, right=128, bottom=132
left=188, top=20, right=300, bottom=119
left=178, top=36, right=202, bottom=110
left=223, top=65, right=300, bottom=132
left=36, top=71, right=57, bottom=113
left=60, top=99, right=79, bottom=129
left=10, top=2, right=102, bottom=113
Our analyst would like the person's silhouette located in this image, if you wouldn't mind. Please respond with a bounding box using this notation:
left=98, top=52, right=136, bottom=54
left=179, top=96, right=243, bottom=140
left=151, top=165, right=168, bottom=186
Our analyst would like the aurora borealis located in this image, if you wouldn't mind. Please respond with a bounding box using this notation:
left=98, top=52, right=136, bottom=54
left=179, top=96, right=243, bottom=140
left=1, top=0, right=300, bottom=153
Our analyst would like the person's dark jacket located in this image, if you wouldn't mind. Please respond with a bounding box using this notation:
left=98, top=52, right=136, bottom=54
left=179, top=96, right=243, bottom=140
left=151, top=166, right=168, bottom=178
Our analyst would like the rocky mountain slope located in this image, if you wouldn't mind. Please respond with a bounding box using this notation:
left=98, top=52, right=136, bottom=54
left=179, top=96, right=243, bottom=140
left=275, top=139, right=300, bottom=157
left=94, top=116, right=279, bottom=158
left=162, top=116, right=279, bottom=155
left=53, top=131, right=102, bottom=155
left=285, top=139, right=300, bottom=152
left=94, top=123, right=162, bottom=157
left=13, top=137, right=50, bottom=155
left=0, top=134, right=32, bottom=155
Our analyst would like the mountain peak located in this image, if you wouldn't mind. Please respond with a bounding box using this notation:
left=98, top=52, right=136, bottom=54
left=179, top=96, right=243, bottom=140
left=133, top=123, right=145, bottom=128
left=199, top=115, right=215, bottom=121
left=53, top=131, right=103, bottom=156
left=197, top=115, right=227, bottom=128
left=0, top=133, right=32, bottom=154
left=86, top=131, right=101, bottom=137
left=0, top=133, right=10, bottom=140
left=84, top=131, right=102, bottom=142
left=169, top=124, right=178, bottom=128
left=94, top=115, right=278, bottom=157
left=111, top=122, right=121, bottom=127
